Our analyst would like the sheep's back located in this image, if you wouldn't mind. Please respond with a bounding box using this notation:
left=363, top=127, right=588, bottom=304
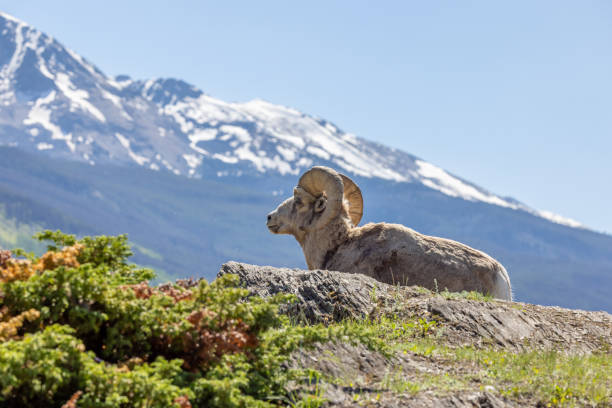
left=329, top=222, right=506, bottom=297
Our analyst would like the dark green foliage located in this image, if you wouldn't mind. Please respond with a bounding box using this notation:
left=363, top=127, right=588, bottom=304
left=35, top=229, right=77, bottom=251
left=35, top=230, right=134, bottom=270
left=0, top=231, right=350, bottom=407
left=0, top=325, right=192, bottom=408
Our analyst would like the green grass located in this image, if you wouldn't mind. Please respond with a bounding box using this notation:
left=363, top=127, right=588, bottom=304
left=455, top=347, right=612, bottom=407
left=438, top=288, right=495, bottom=302
left=317, top=314, right=611, bottom=407
left=412, top=285, right=495, bottom=302
left=380, top=369, right=467, bottom=396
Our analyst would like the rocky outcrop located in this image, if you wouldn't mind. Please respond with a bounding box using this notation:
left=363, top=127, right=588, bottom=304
left=218, top=261, right=394, bottom=323
left=218, top=262, right=612, bottom=407
left=219, top=261, right=612, bottom=353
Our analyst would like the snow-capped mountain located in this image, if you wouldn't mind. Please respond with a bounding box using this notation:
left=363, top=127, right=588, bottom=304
left=0, top=11, right=581, bottom=228
left=2, top=11, right=612, bottom=312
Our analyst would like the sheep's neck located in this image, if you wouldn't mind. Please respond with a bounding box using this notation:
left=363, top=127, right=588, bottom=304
left=300, top=216, right=351, bottom=270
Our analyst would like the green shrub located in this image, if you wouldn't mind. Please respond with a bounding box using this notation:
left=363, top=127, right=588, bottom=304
left=0, top=230, right=341, bottom=407
left=0, top=325, right=192, bottom=408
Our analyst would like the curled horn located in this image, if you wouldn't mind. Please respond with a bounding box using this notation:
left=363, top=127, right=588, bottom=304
left=339, top=173, right=363, bottom=226
left=298, top=166, right=344, bottom=229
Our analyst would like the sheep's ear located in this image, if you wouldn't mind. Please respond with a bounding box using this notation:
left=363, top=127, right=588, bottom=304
left=314, top=195, right=327, bottom=213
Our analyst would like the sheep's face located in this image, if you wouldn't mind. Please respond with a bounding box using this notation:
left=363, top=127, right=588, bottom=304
left=267, top=187, right=327, bottom=237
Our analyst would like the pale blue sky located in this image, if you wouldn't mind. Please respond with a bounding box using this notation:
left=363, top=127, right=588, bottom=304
left=3, top=1, right=611, bottom=233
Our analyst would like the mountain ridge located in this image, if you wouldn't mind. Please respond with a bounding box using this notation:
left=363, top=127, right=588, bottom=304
left=0, top=11, right=583, bottom=230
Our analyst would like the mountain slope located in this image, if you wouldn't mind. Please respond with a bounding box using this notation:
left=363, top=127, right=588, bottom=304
left=1, top=11, right=611, bottom=311
left=0, top=11, right=582, bottom=229
left=0, top=147, right=611, bottom=311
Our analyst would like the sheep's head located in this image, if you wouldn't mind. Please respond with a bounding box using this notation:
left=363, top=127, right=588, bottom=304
left=266, top=166, right=363, bottom=238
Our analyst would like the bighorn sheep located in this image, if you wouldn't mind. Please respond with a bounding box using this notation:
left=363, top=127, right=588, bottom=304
left=266, top=166, right=512, bottom=300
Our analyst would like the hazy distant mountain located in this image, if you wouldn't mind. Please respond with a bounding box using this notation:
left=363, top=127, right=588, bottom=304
left=1, top=11, right=611, bottom=311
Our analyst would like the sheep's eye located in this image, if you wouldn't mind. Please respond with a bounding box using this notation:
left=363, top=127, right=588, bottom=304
left=294, top=198, right=303, bottom=206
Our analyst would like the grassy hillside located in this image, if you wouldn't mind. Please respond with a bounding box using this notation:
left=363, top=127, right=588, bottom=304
left=0, top=207, right=45, bottom=254
left=0, top=147, right=306, bottom=281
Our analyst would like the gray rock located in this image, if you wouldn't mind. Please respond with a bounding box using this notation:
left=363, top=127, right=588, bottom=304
left=218, top=261, right=612, bottom=353
left=218, top=261, right=422, bottom=324
left=217, top=262, right=612, bottom=407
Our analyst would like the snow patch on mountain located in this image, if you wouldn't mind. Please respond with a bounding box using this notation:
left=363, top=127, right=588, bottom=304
left=55, top=73, right=106, bottom=122
left=219, top=125, right=250, bottom=142
left=182, top=153, right=203, bottom=176
left=159, top=95, right=410, bottom=182
left=23, top=90, right=75, bottom=151
left=212, top=153, right=239, bottom=164
left=115, top=133, right=148, bottom=166
left=196, top=129, right=217, bottom=142
left=416, top=160, right=513, bottom=208
left=530, top=210, right=582, bottom=229
left=0, top=16, right=25, bottom=98
left=36, top=142, right=53, bottom=150
left=276, top=145, right=296, bottom=161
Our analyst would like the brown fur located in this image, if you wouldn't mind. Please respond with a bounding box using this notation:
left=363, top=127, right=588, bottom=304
left=267, top=175, right=512, bottom=300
